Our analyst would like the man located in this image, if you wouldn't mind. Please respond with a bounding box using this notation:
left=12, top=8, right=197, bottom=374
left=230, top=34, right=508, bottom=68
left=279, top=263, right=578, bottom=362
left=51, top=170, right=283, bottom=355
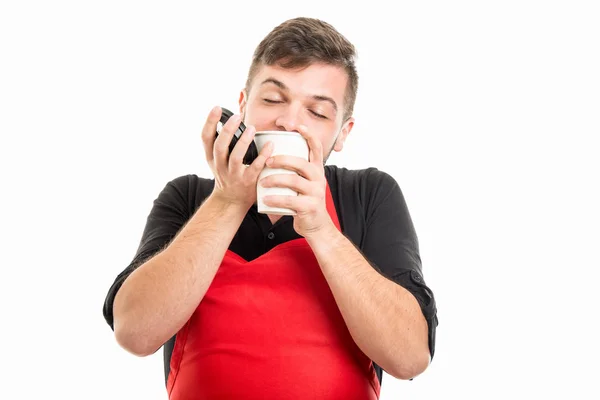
left=103, top=17, right=438, bottom=399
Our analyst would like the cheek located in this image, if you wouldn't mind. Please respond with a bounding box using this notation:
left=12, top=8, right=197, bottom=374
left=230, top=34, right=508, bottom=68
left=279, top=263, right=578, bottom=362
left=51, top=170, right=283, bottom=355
left=244, top=102, right=273, bottom=127
left=326, top=129, right=342, bottom=150
left=311, top=130, right=336, bottom=152
left=245, top=115, right=272, bottom=131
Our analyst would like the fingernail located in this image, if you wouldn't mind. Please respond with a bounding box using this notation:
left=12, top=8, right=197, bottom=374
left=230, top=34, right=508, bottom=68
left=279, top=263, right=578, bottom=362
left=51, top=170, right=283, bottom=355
left=266, top=157, right=273, bottom=166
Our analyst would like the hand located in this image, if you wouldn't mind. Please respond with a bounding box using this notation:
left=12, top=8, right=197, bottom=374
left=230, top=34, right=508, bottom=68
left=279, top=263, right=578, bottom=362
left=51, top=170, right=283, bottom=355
left=259, top=125, right=335, bottom=238
left=201, top=106, right=274, bottom=209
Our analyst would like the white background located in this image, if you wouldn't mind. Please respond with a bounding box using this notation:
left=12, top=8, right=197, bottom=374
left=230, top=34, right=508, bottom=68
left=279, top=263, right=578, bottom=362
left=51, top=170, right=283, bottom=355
left=1, top=1, right=599, bottom=399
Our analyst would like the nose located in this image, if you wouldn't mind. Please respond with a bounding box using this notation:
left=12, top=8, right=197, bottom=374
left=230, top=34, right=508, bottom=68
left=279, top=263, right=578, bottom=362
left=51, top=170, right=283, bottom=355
left=274, top=104, right=303, bottom=132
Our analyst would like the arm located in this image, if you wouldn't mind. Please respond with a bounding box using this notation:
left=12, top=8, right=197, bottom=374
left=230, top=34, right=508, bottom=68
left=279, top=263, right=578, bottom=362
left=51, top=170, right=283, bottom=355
left=306, top=225, right=430, bottom=380
left=113, top=194, right=247, bottom=356
left=108, top=106, right=273, bottom=357
left=258, top=127, right=437, bottom=379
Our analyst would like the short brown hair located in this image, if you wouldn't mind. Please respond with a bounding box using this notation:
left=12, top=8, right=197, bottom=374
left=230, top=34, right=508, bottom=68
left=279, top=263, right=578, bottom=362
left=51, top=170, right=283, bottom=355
left=245, top=17, right=358, bottom=122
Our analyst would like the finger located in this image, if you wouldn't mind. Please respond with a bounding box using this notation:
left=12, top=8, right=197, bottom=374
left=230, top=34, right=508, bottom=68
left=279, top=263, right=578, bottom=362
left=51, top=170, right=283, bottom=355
left=262, top=194, right=317, bottom=214
left=266, top=155, right=319, bottom=181
left=259, top=173, right=313, bottom=195
left=229, top=124, right=256, bottom=169
left=201, top=106, right=222, bottom=163
left=296, top=124, right=323, bottom=166
left=214, top=114, right=242, bottom=170
left=247, top=140, right=274, bottom=178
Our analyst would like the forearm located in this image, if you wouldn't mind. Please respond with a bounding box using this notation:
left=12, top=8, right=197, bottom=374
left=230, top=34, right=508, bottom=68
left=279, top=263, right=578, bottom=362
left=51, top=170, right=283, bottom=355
left=306, top=225, right=430, bottom=380
left=113, top=194, right=247, bottom=356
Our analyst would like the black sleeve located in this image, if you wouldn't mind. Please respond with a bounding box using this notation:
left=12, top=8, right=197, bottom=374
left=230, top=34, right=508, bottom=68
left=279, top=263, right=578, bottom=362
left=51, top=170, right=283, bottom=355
left=360, top=169, right=438, bottom=359
left=102, top=175, right=194, bottom=331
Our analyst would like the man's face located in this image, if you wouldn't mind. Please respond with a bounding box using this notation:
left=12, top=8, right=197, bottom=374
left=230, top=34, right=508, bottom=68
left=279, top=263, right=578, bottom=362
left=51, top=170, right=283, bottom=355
left=239, top=62, right=354, bottom=164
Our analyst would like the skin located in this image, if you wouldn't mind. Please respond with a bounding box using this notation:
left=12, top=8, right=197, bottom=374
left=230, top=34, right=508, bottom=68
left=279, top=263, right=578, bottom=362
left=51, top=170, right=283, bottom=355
left=112, top=61, right=430, bottom=381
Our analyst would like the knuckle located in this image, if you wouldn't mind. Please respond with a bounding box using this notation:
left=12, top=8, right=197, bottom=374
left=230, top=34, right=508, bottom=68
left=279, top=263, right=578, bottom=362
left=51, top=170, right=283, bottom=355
left=235, top=135, right=249, bottom=146
left=254, top=155, right=268, bottom=167
left=215, top=141, right=229, bottom=153
left=293, top=174, right=303, bottom=187
left=201, top=129, right=213, bottom=141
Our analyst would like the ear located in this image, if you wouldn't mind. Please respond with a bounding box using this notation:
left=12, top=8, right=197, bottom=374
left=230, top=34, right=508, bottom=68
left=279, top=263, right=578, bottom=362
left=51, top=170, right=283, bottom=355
left=238, top=89, right=248, bottom=119
left=333, top=117, right=354, bottom=152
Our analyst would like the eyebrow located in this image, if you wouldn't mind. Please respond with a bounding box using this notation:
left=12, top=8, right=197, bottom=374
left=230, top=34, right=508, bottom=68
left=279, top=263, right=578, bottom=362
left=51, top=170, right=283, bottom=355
left=260, top=78, right=338, bottom=113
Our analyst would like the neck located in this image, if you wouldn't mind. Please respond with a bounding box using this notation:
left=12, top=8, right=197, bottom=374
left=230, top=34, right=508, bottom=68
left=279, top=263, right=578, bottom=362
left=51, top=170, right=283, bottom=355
left=268, top=214, right=282, bottom=225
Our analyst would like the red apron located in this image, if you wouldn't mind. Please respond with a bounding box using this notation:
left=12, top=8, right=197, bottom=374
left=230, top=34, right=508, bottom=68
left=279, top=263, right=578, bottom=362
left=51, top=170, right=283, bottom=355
left=167, top=182, right=381, bottom=399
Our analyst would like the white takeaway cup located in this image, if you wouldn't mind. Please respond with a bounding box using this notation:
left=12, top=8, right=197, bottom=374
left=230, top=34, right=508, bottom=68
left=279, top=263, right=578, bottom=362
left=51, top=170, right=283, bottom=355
left=254, top=131, right=309, bottom=215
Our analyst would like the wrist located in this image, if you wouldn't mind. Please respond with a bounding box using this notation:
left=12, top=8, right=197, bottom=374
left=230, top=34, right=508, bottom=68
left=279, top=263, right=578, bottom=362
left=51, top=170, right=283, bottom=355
left=304, top=219, right=340, bottom=245
left=205, top=192, right=250, bottom=219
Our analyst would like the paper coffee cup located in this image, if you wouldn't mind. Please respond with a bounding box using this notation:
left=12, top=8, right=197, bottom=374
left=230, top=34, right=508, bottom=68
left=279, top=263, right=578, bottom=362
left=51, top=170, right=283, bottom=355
left=254, top=131, right=309, bottom=215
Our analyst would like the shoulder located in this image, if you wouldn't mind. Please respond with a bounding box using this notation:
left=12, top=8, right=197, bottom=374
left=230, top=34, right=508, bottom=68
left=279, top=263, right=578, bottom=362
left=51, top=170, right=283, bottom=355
left=155, top=174, right=215, bottom=213
left=163, top=174, right=214, bottom=194
left=326, top=164, right=397, bottom=184
left=325, top=165, right=404, bottom=228
left=325, top=164, right=400, bottom=201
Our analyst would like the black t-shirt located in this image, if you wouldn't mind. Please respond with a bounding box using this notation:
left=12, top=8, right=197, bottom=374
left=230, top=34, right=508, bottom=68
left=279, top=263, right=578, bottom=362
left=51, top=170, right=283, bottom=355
left=103, top=165, right=438, bottom=386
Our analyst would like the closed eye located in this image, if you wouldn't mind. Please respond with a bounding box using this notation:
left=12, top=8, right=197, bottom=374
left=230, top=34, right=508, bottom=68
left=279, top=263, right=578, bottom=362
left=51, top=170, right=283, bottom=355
left=310, top=110, right=327, bottom=119
left=263, top=99, right=327, bottom=119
